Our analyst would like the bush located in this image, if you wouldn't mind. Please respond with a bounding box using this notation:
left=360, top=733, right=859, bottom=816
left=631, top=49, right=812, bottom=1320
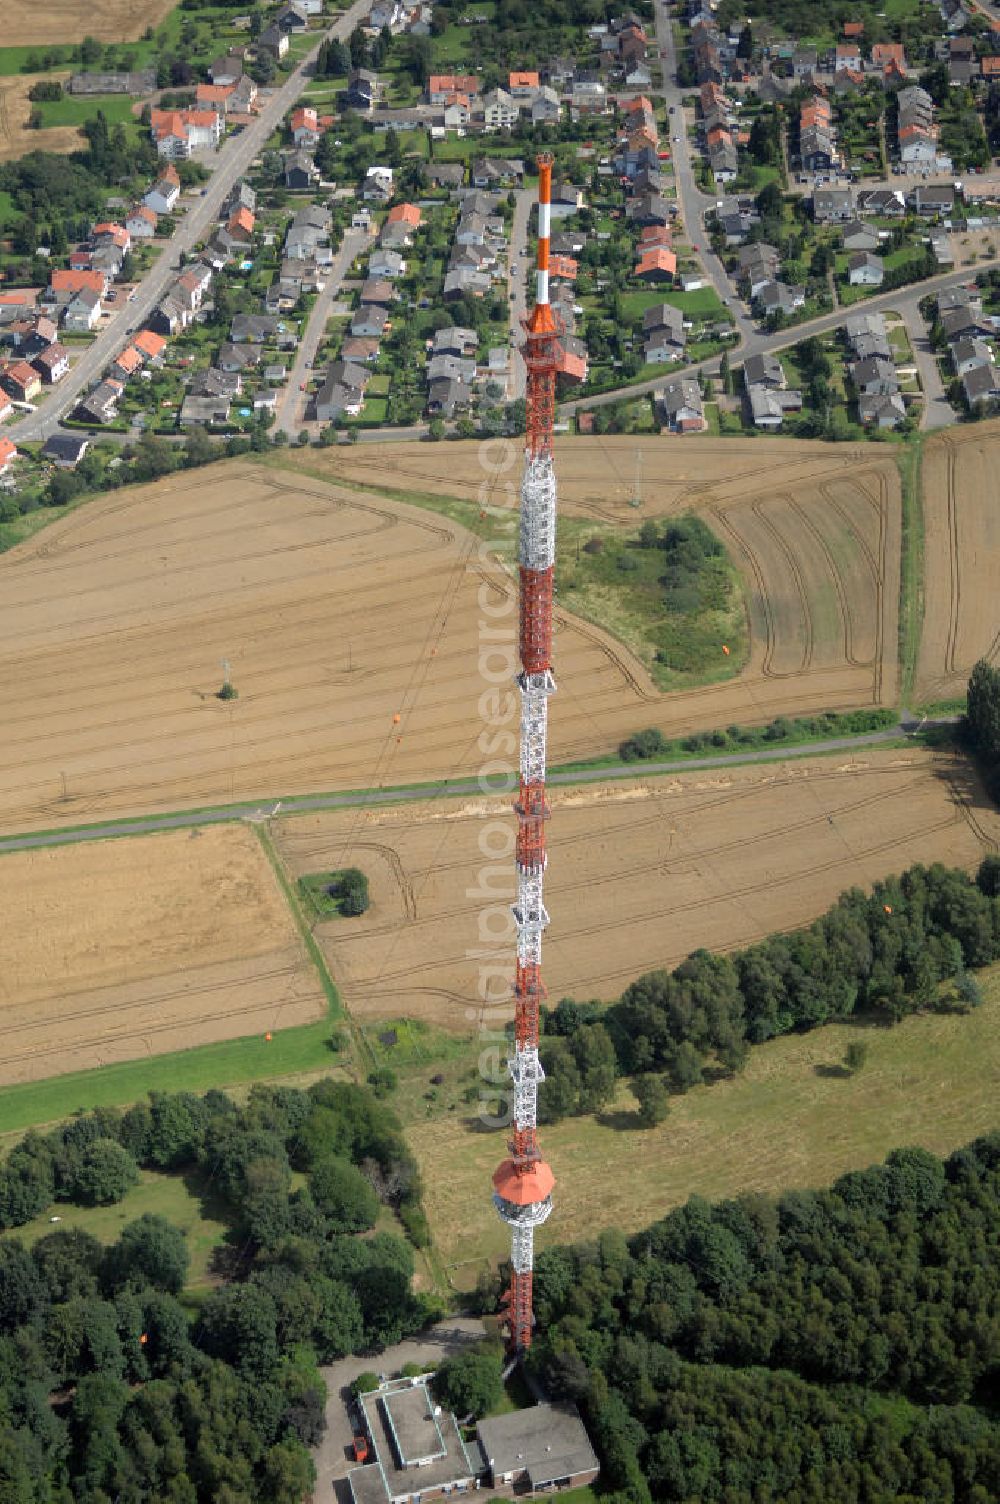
left=620, top=728, right=668, bottom=762
left=367, top=1067, right=397, bottom=1098
left=333, top=867, right=369, bottom=916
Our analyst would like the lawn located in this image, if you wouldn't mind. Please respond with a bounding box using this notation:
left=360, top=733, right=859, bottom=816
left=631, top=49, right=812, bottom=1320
left=2, top=1168, right=229, bottom=1291
left=33, top=94, right=136, bottom=128
left=619, top=285, right=729, bottom=322
left=0, top=1012, right=347, bottom=1139
left=0, top=190, right=16, bottom=230
left=413, top=966, right=1000, bottom=1287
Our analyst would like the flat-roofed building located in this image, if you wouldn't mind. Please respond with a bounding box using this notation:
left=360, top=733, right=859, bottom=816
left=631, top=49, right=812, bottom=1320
left=349, top=1378, right=479, bottom=1504
left=476, top=1402, right=599, bottom=1494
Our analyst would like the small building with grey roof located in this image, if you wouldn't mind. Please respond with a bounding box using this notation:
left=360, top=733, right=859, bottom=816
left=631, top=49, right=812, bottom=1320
left=476, top=1402, right=599, bottom=1493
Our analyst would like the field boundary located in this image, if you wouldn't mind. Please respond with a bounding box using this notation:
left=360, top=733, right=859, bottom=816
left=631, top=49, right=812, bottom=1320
left=898, top=434, right=925, bottom=705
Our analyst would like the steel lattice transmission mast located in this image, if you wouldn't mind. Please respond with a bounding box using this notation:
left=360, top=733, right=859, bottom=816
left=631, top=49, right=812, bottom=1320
left=492, top=154, right=560, bottom=1356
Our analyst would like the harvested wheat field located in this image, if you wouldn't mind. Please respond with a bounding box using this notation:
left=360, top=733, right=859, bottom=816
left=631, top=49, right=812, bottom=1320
left=3, top=0, right=175, bottom=47
left=293, top=436, right=901, bottom=723
left=0, top=459, right=897, bottom=834
left=915, top=423, right=1000, bottom=705
left=273, top=748, right=1000, bottom=1031
left=0, top=825, right=324, bottom=1085
left=0, top=74, right=79, bottom=162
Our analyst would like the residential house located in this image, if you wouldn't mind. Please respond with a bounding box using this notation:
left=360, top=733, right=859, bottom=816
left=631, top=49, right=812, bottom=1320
left=134, top=329, right=167, bottom=364
left=848, top=252, right=884, bottom=287
left=962, top=362, right=1000, bottom=407
left=342, top=336, right=380, bottom=362
left=851, top=355, right=898, bottom=395
left=859, top=391, right=907, bottom=426
left=285, top=150, right=319, bottom=189
left=196, top=83, right=235, bottom=114
left=709, top=140, right=738, bottom=182
left=180, top=394, right=230, bottom=425
left=482, top=88, right=519, bottom=129
left=109, top=345, right=144, bottom=383
left=31, top=344, right=69, bottom=384
left=626, top=193, right=672, bottom=226
left=443, top=267, right=491, bottom=299
left=872, top=42, right=906, bottom=71
left=77, top=378, right=123, bottom=424
left=426, top=377, right=468, bottom=417
left=635, top=247, right=676, bottom=282
left=127, top=205, right=158, bottom=239
left=64, top=287, right=103, bottom=332
left=144, top=166, right=181, bottom=215
left=147, top=299, right=186, bottom=339
left=748, top=385, right=803, bottom=427
left=857, top=188, right=906, bottom=217
left=196, top=367, right=242, bottom=399
left=939, top=285, right=981, bottom=316
left=291, top=106, right=320, bottom=147
left=369, top=247, right=405, bottom=279
left=258, top=25, right=289, bottom=59
left=217, top=342, right=262, bottom=372
left=363, top=165, right=394, bottom=202
left=1, top=362, right=41, bottom=402
left=738, top=242, right=780, bottom=298
left=351, top=305, right=388, bottom=339
left=343, top=69, right=377, bottom=111
left=427, top=73, right=479, bottom=105
left=913, top=184, right=954, bottom=217
left=743, top=353, right=786, bottom=388
left=843, top=220, right=880, bottom=252
left=231, top=314, right=279, bottom=343
left=656, top=378, right=706, bottom=432
left=254, top=389, right=278, bottom=414
left=0, top=436, right=16, bottom=474
left=532, top=86, right=561, bottom=124
left=360, top=279, right=395, bottom=306
left=222, top=206, right=255, bottom=248
left=42, top=433, right=89, bottom=469
left=276, top=3, right=310, bottom=32
left=835, top=43, right=862, bottom=71
left=813, top=187, right=855, bottom=223
left=951, top=336, right=993, bottom=376
left=209, top=52, right=245, bottom=85
left=508, top=70, right=540, bottom=97
left=314, top=373, right=365, bottom=421
left=758, top=280, right=805, bottom=315
left=431, top=326, right=477, bottom=359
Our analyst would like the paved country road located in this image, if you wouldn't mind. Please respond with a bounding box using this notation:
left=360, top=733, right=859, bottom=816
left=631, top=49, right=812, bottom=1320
left=0, top=723, right=940, bottom=856
left=9, top=0, right=372, bottom=446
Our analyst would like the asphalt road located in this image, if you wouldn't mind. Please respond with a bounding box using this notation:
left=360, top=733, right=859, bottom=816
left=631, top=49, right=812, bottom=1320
left=560, top=259, right=996, bottom=414
left=507, top=187, right=532, bottom=400
left=10, top=0, right=372, bottom=445
left=273, top=227, right=368, bottom=435
left=0, top=724, right=923, bottom=856
left=654, top=0, right=756, bottom=343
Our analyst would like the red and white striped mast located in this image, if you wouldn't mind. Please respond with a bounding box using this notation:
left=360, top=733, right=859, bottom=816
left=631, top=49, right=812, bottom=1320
left=492, top=154, right=559, bottom=1356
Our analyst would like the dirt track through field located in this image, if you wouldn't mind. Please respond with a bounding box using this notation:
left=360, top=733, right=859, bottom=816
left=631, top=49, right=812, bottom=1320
left=916, top=423, right=1000, bottom=703
left=273, top=749, right=1000, bottom=1031
left=0, top=825, right=325, bottom=1085
left=0, top=454, right=902, bottom=835
left=4, top=0, right=176, bottom=47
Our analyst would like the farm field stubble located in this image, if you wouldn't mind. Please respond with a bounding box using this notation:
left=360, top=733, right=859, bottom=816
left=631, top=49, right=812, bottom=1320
left=0, top=73, right=79, bottom=161
left=0, top=824, right=325, bottom=1086
left=272, top=748, right=1000, bottom=1031
left=2, top=0, right=176, bottom=47
left=915, top=422, right=1000, bottom=705
left=0, top=453, right=899, bottom=834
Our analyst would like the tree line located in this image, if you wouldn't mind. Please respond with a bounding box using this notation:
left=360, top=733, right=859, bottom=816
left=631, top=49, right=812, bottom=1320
left=526, top=1131, right=1000, bottom=1501
left=538, top=857, right=998, bottom=1121
left=0, top=1079, right=437, bottom=1502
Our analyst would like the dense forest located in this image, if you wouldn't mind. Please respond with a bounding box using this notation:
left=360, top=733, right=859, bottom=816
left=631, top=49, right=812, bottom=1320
left=0, top=1080, right=434, bottom=1502
left=528, top=1132, right=1000, bottom=1502
left=538, top=857, right=999, bottom=1121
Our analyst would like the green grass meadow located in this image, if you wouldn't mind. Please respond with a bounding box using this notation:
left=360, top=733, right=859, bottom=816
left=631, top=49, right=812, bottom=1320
left=3, top=1168, right=229, bottom=1290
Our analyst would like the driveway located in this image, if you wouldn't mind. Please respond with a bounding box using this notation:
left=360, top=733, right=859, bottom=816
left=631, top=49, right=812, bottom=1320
left=897, top=303, right=953, bottom=430
left=10, top=0, right=373, bottom=445
left=312, top=1318, right=486, bottom=1499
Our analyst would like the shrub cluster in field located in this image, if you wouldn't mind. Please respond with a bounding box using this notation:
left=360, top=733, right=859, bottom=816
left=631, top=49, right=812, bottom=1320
left=619, top=707, right=897, bottom=762
left=537, top=859, right=997, bottom=1122
left=567, top=516, right=744, bottom=682
left=966, top=658, right=1000, bottom=800
left=0, top=1080, right=439, bottom=1501
left=298, top=866, right=370, bottom=920
left=526, top=1132, right=1000, bottom=1503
